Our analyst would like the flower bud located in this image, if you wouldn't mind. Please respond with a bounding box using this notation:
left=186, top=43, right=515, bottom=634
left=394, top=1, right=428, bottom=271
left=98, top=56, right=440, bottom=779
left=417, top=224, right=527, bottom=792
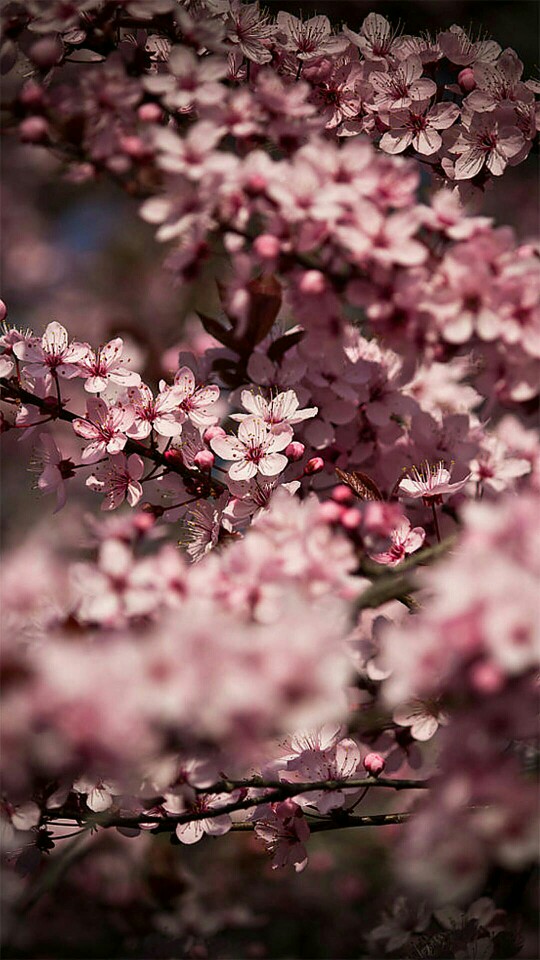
left=0, top=300, right=7, bottom=322
left=29, top=37, right=63, bottom=68
left=332, top=484, right=354, bottom=505
left=193, top=450, right=215, bottom=471
left=304, top=456, right=324, bottom=475
left=299, top=270, right=326, bottom=295
left=319, top=501, right=344, bottom=524
left=363, top=753, right=385, bottom=777
left=120, top=135, right=149, bottom=160
left=457, top=67, right=476, bottom=92
left=138, top=102, right=162, bottom=123
left=19, top=81, right=45, bottom=109
left=470, top=660, right=504, bottom=694
left=341, top=507, right=362, bottom=530
left=245, top=174, right=267, bottom=196
left=19, top=116, right=48, bottom=144
left=164, top=448, right=184, bottom=466
left=285, top=441, right=305, bottom=462
left=254, top=234, right=281, bottom=260
left=203, top=425, right=226, bottom=443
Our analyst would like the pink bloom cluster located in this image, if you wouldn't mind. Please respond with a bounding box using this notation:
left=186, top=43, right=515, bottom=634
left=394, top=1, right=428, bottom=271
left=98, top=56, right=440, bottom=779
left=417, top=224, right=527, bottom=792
left=379, top=491, right=540, bottom=900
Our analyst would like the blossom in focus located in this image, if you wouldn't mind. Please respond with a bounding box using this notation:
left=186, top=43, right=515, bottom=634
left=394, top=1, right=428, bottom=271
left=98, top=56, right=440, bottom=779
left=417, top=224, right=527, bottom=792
left=163, top=792, right=233, bottom=845
left=86, top=453, right=145, bottom=510
left=13, top=321, right=88, bottom=383
left=210, top=416, right=293, bottom=480
left=398, top=461, right=469, bottom=504
left=76, top=338, right=141, bottom=393
left=173, top=366, right=220, bottom=428
left=254, top=800, right=310, bottom=871
left=445, top=112, right=525, bottom=179
left=230, top=389, right=318, bottom=430
left=73, top=398, right=135, bottom=461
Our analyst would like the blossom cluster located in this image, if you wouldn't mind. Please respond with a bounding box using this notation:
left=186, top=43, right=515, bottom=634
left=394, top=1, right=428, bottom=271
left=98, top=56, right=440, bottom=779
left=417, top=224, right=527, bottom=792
left=0, top=1, right=539, bottom=950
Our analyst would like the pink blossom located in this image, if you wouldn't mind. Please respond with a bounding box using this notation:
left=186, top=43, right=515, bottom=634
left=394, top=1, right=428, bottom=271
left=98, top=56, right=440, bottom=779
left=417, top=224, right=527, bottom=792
left=276, top=12, right=347, bottom=61
left=125, top=383, right=185, bottom=439
left=466, top=49, right=533, bottom=113
left=173, top=366, right=220, bottom=428
left=393, top=698, right=449, bottom=741
left=343, top=13, right=404, bottom=62
left=369, top=517, right=426, bottom=566
left=369, top=56, right=437, bottom=111
left=86, top=453, right=145, bottom=510
left=399, top=461, right=469, bottom=504
left=446, top=112, right=525, bottom=179
left=73, top=776, right=117, bottom=812
left=380, top=101, right=460, bottom=156
left=13, top=321, right=88, bottom=383
left=33, top=432, right=76, bottom=512
left=226, top=1, right=275, bottom=65
left=76, top=338, right=141, bottom=393
left=437, top=25, right=501, bottom=67
left=163, top=792, right=232, bottom=845
left=254, top=800, right=310, bottom=871
left=73, top=398, right=135, bottom=461
left=230, top=389, right=317, bottom=430
left=210, top=416, right=292, bottom=480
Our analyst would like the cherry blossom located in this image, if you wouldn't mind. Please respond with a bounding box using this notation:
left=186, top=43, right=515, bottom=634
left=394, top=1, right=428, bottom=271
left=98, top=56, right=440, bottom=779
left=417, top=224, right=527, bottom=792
left=75, top=338, right=141, bottom=394
left=380, top=101, right=460, bottom=156
left=33, top=433, right=76, bottom=512
left=86, top=453, right=145, bottom=510
left=13, top=321, right=87, bottom=383
left=172, top=366, right=220, bottom=428
left=210, top=416, right=292, bottom=480
left=369, top=518, right=426, bottom=566
left=254, top=800, right=310, bottom=872
left=73, top=398, right=135, bottom=460
left=398, top=461, right=469, bottom=504
left=230, top=389, right=317, bottom=430
left=124, top=383, right=185, bottom=439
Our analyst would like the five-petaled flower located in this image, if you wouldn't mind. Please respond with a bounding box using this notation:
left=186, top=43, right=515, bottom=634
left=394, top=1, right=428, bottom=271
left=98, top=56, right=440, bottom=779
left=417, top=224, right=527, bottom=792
left=398, top=461, right=469, bottom=504
left=76, top=338, right=141, bottom=394
left=86, top=453, right=145, bottom=510
left=210, top=416, right=293, bottom=480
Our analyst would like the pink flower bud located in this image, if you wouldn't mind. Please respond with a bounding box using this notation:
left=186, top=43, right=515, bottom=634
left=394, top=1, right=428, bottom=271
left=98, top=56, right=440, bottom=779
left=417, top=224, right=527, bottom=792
left=341, top=507, right=362, bottom=530
left=29, top=37, right=63, bottom=68
left=304, top=457, right=324, bottom=475
left=120, top=136, right=151, bottom=160
left=0, top=300, right=7, bottom=322
left=164, top=449, right=184, bottom=466
left=363, top=753, right=385, bottom=777
left=203, top=425, right=226, bottom=443
left=319, top=501, right=344, bottom=524
left=254, top=234, right=281, bottom=260
left=138, top=102, right=162, bottom=123
left=245, top=174, right=267, bottom=196
left=457, top=67, right=476, bottom=92
left=470, top=661, right=504, bottom=694
left=19, top=116, right=48, bottom=144
left=285, top=441, right=305, bottom=461
left=193, top=450, right=215, bottom=471
left=332, top=484, right=354, bottom=505
left=299, top=270, right=326, bottom=295
left=19, top=81, right=45, bottom=109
